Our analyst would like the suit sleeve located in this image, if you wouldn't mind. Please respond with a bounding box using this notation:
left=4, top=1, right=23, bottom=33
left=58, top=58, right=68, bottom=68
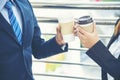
left=86, top=40, right=120, bottom=78
left=29, top=3, right=68, bottom=59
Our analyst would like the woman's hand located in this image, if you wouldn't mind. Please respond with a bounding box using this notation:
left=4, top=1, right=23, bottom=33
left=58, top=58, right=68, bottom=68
left=77, top=23, right=99, bottom=48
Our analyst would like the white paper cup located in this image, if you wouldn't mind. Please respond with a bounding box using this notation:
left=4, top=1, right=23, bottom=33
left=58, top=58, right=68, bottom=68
left=58, top=15, right=75, bottom=42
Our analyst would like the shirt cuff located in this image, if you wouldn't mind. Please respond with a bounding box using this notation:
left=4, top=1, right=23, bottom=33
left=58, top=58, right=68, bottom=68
left=61, top=44, right=67, bottom=51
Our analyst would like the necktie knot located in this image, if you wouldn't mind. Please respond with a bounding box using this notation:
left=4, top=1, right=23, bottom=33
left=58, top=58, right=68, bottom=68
left=5, top=1, right=12, bottom=9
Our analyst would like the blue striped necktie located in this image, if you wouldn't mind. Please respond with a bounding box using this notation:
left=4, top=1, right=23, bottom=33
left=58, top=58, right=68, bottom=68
left=5, top=1, right=22, bottom=44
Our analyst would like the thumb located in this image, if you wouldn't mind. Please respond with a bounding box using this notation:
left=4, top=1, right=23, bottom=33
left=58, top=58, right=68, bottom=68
left=56, top=25, right=61, bottom=34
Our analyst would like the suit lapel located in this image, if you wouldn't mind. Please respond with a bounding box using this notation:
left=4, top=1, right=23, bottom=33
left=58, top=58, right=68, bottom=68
left=14, top=0, right=34, bottom=47
left=0, top=13, right=19, bottom=44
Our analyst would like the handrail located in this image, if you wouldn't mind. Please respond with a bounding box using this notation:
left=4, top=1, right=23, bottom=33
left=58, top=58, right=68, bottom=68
left=30, top=2, right=120, bottom=6
left=33, top=73, right=100, bottom=80
left=33, top=59, right=98, bottom=67
left=31, top=2, right=120, bottom=10
left=37, top=17, right=118, bottom=25
left=41, top=33, right=112, bottom=38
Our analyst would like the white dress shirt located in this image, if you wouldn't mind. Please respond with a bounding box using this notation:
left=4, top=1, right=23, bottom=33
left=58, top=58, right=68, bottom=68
left=108, top=34, right=120, bottom=80
left=0, top=0, right=22, bottom=31
left=0, top=0, right=7, bottom=12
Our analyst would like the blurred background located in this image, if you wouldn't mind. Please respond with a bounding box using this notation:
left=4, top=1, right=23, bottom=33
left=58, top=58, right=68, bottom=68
left=29, top=0, right=120, bottom=80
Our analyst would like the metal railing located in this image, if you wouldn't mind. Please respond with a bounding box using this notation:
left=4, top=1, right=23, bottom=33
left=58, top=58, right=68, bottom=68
left=30, top=1, right=120, bottom=80
left=31, top=2, right=120, bottom=10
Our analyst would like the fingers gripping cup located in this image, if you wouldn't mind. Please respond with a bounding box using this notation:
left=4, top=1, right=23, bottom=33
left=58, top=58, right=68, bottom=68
left=76, top=16, right=94, bottom=33
left=58, top=16, right=75, bottom=42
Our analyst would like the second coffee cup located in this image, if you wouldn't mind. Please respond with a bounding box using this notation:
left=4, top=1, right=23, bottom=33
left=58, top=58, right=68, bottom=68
left=76, top=15, right=94, bottom=33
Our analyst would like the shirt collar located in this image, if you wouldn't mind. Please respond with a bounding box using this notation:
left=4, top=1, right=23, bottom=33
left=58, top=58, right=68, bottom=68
left=0, top=0, right=7, bottom=12
left=0, top=0, right=15, bottom=12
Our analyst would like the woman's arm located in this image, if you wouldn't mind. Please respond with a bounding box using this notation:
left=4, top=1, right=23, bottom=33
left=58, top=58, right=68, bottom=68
left=77, top=22, right=120, bottom=78
left=86, top=40, right=120, bottom=78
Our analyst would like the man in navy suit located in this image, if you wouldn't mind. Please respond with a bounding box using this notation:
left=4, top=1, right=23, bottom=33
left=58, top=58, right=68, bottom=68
left=0, top=0, right=69, bottom=80
left=77, top=19, right=120, bottom=80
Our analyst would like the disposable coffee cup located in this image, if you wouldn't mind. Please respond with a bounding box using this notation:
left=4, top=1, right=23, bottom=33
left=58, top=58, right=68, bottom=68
left=58, top=16, right=75, bottom=42
left=76, top=15, right=94, bottom=33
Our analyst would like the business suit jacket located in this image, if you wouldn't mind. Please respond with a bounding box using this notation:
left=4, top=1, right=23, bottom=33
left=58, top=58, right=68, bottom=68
left=0, top=0, right=68, bottom=80
left=86, top=18, right=120, bottom=80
